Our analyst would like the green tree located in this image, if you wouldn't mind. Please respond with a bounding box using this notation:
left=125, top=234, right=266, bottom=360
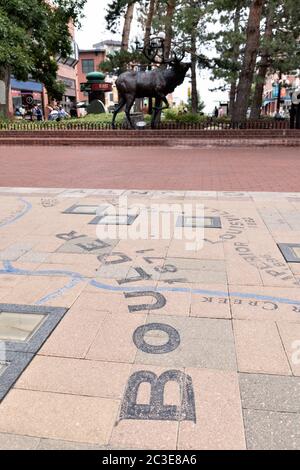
left=208, top=0, right=249, bottom=116
left=250, top=0, right=300, bottom=118
left=175, top=1, right=207, bottom=114
left=187, top=91, right=205, bottom=113
left=233, top=0, right=264, bottom=121
left=144, top=0, right=158, bottom=47
left=0, top=0, right=85, bottom=117
left=100, top=49, right=148, bottom=74
left=105, top=0, right=139, bottom=51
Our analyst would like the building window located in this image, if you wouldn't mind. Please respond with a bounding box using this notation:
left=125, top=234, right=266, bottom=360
left=82, top=59, right=95, bottom=74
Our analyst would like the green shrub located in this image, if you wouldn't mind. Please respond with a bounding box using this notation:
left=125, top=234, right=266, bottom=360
left=163, top=108, right=207, bottom=124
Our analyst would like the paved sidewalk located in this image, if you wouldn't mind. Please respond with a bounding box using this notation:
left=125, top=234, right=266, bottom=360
left=0, top=188, right=300, bottom=450
left=0, top=146, right=300, bottom=191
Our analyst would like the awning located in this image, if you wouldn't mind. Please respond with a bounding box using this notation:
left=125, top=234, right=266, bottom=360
left=11, top=78, right=43, bottom=93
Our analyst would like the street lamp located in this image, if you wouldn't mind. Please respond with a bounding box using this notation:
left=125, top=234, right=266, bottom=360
left=135, top=33, right=166, bottom=63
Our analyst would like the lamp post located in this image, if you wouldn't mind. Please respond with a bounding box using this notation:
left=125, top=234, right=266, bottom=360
left=135, top=32, right=166, bottom=64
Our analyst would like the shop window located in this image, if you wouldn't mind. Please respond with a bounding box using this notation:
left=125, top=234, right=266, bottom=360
left=82, top=59, right=95, bottom=74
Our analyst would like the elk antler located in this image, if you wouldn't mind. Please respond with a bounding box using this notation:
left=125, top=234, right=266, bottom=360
left=142, top=44, right=164, bottom=64
left=141, top=36, right=186, bottom=66
left=170, top=49, right=186, bottom=63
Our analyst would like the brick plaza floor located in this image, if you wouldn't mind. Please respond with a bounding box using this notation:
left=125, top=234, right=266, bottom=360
left=0, top=187, right=300, bottom=449
left=0, top=145, right=299, bottom=191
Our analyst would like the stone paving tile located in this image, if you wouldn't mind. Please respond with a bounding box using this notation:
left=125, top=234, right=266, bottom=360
left=39, top=307, right=109, bottom=359
left=224, top=245, right=263, bottom=286
left=115, top=239, right=170, bottom=258
left=192, top=239, right=225, bottom=260
left=0, top=245, right=32, bottom=261
left=124, top=264, right=161, bottom=282
left=239, top=373, right=300, bottom=413
left=159, top=268, right=227, bottom=284
left=33, top=238, right=65, bottom=252
left=46, top=252, right=101, bottom=268
left=72, top=288, right=124, bottom=310
left=0, top=363, right=6, bottom=376
left=229, top=285, right=300, bottom=323
left=233, top=319, right=292, bottom=375
left=0, top=274, right=23, bottom=289
left=290, top=263, right=300, bottom=275
left=277, top=322, right=300, bottom=376
left=96, top=263, right=133, bottom=280
left=190, top=284, right=230, bottom=319
left=56, top=236, right=119, bottom=256
left=165, top=258, right=226, bottom=272
left=86, top=313, right=147, bottom=364
left=178, top=369, right=246, bottom=450
left=0, top=287, right=14, bottom=302
left=37, top=438, right=121, bottom=450
left=36, top=261, right=97, bottom=279
left=15, top=356, right=131, bottom=399
left=152, top=283, right=191, bottom=317
left=243, top=409, right=300, bottom=450
left=0, top=275, right=88, bottom=308
left=18, top=251, right=49, bottom=264
left=0, top=432, right=40, bottom=450
left=134, top=315, right=237, bottom=370
left=0, top=389, right=119, bottom=445
left=110, top=365, right=179, bottom=450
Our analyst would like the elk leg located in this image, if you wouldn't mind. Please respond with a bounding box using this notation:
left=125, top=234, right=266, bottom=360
left=125, top=95, right=135, bottom=129
left=153, top=95, right=169, bottom=111
left=151, top=97, right=162, bottom=129
left=112, top=96, right=126, bottom=129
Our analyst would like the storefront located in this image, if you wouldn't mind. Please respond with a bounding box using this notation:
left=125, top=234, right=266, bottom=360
left=57, top=76, right=77, bottom=113
left=10, top=78, right=44, bottom=115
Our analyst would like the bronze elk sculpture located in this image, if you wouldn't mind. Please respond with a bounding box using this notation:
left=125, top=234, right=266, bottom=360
left=112, top=50, right=191, bottom=129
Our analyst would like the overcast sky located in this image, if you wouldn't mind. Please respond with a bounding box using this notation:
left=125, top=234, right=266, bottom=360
left=75, top=0, right=227, bottom=112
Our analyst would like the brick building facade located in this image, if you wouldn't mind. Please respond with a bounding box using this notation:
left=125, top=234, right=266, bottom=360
left=78, top=40, right=121, bottom=110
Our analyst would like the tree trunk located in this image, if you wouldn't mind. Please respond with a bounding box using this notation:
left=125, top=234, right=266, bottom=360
left=228, top=1, right=242, bottom=118
left=229, top=81, right=237, bottom=117
left=191, top=29, right=198, bottom=114
left=144, top=0, right=157, bottom=48
left=121, top=1, right=135, bottom=51
left=233, top=0, right=264, bottom=122
left=0, top=67, right=10, bottom=119
left=164, top=0, right=177, bottom=59
left=250, top=2, right=275, bottom=119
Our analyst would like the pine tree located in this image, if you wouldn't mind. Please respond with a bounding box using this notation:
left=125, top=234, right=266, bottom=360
left=144, top=0, right=158, bottom=47
left=250, top=0, right=300, bottom=118
left=233, top=0, right=264, bottom=121
left=204, top=0, right=249, bottom=117
left=175, top=1, right=206, bottom=114
left=164, top=0, right=177, bottom=59
left=250, top=0, right=275, bottom=119
left=105, top=1, right=138, bottom=51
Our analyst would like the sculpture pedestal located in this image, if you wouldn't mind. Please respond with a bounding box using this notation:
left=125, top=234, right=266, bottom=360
left=123, top=112, right=144, bottom=128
